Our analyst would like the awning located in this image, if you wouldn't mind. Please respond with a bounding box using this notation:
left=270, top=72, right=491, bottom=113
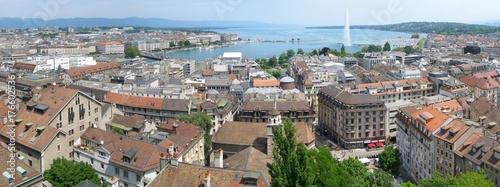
left=376, top=142, right=384, bottom=147
left=368, top=143, right=375, bottom=148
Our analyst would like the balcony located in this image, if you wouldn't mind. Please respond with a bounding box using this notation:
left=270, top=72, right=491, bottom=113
left=75, top=144, right=95, bottom=153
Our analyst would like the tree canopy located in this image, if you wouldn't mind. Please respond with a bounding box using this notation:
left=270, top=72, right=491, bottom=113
left=286, top=49, right=295, bottom=59
left=43, top=158, right=100, bottom=187
left=378, top=146, right=401, bottom=175
left=124, top=46, right=141, bottom=58
left=176, top=113, right=213, bottom=165
left=297, top=48, right=305, bottom=55
left=410, top=171, right=495, bottom=187
left=340, top=45, right=347, bottom=57
left=269, top=118, right=394, bottom=187
left=383, top=42, right=391, bottom=51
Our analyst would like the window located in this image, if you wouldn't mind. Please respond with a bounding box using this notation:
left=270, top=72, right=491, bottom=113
left=28, top=159, right=32, bottom=166
left=76, top=152, right=80, bottom=159
left=56, top=122, right=62, bottom=129
left=80, top=125, right=84, bottom=131
left=69, top=151, right=74, bottom=158
left=100, top=163, right=104, bottom=170
left=90, top=158, right=94, bottom=165
left=99, top=151, right=106, bottom=157
left=124, top=170, right=128, bottom=179
left=358, top=126, right=361, bottom=130
left=124, top=184, right=128, bottom=187
left=69, top=129, right=74, bottom=136
left=115, top=167, right=119, bottom=175
left=57, top=145, right=61, bottom=152
left=358, top=133, right=361, bottom=138
left=136, top=174, right=141, bottom=182
left=95, top=107, right=99, bottom=114
left=69, top=140, right=74, bottom=147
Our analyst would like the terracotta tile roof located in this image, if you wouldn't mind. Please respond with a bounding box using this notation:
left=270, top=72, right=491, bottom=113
left=103, top=92, right=190, bottom=112
left=435, top=100, right=463, bottom=113
left=304, top=78, right=313, bottom=86
left=148, top=162, right=267, bottom=187
left=434, top=120, right=470, bottom=144
left=214, top=121, right=314, bottom=147
left=158, top=119, right=203, bottom=150
left=0, top=100, right=8, bottom=117
left=411, top=105, right=450, bottom=132
left=319, top=86, right=384, bottom=105
left=100, top=42, right=122, bottom=45
left=455, top=133, right=482, bottom=158
left=459, top=70, right=500, bottom=90
left=222, top=147, right=272, bottom=183
left=108, top=114, right=145, bottom=129
left=0, top=147, right=41, bottom=187
left=66, top=62, right=120, bottom=79
left=80, top=128, right=167, bottom=172
left=214, top=122, right=266, bottom=145
left=228, top=74, right=237, bottom=80
left=296, top=61, right=308, bottom=70
left=468, top=96, right=494, bottom=117
left=253, top=79, right=280, bottom=87
left=0, top=87, right=84, bottom=152
left=240, top=100, right=313, bottom=112
left=13, top=62, right=36, bottom=71
left=202, top=69, right=214, bottom=76
left=294, top=122, right=315, bottom=145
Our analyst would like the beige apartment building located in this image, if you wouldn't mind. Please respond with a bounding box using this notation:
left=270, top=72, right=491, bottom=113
left=318, top=86, right=387, bottom=149
left=0, top=86, right=103, bottom=172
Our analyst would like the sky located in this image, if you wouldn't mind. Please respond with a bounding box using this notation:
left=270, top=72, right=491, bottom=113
left=0, top=0, right=499, bottom=26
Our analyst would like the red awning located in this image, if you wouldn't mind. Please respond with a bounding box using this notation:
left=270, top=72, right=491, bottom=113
left=367, top=143, right=375, bottom=148
left=376, top=142, right=384, bottom=147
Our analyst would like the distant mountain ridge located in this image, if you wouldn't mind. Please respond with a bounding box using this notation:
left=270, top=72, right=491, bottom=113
left=308, top=22, right=500, bottom=35
left=0, top=17, right=289, bottom=29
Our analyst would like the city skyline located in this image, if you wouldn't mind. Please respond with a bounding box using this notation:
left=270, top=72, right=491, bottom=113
left=0, top=0, right=499, bottom=26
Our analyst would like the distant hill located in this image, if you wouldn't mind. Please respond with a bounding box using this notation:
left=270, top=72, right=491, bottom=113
left=308, top=22, right=500, bottom=35
left=0, top=17, right=287, bottom=29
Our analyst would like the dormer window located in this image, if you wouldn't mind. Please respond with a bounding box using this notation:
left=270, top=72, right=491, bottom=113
left=123, top=148, right=138, bottom=164
left=16, top=166, right=27, bottom=178
left=472, top=147, right=477, bottom=153
left=30, top=126, right=45, bottom=143
left=99, top=151, right=106, bottom=157
left=494, top=151, right=500, bottom=160
left=34, top=104, right=50, bottom=115
left=19, top=123, right=33, bottom=138
left=2, top=171, right=13, bottom=184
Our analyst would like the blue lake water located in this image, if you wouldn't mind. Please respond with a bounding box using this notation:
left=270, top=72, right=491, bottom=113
left=163, top=27, right=422, bottom=61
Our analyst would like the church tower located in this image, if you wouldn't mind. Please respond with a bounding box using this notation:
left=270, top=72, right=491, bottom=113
left=267, top=99, right=281, bottom=156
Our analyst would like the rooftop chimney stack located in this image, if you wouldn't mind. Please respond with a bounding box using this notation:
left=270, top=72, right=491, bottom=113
left=214, top=148, right=223, bottom=168
left=204, top=171, right=211, bottom=187
left=173, top=123, right=178, bottom=135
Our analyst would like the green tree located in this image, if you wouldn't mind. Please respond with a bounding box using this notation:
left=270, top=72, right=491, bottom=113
left=400, top=181, right=417, bottom=187
left=365, top=169, right=394, bottom=187
left=286, top=49, right=295, bottom=59
left=278, top=53, right=286, bottom=65
left=456, top=171, right=495, bottom=187
left=272, top=70, right=282, bottom=78
left=309, top=147, right=352, bottom=187
left=183, top=40, right=191, bottom=46
left=178, top=41, right=183, bottom=47
left=411, top=33, right=420, bottom=38
left=403, top=46, right=416, bottom=54
left=378, top=145, right=401, bottom=175
left=169, top=41, right=175, bottom=47
left=124, top=46, right=141, bottom=58
left=340, top=45, right=346, bottom=57
left=309, top=49, right=318, bottom=56
left=44, top=158, right=100, bottom=187
left=383, top=42, right=391, bottom=51
left=297, top=48, right=305, bottom=55
left=419, top=172, right=458, bottom=187
left=268, top=55, right=278, bottom=67
left=255, top=58, right=261, bottom=63
left=176, top=113, right=213, bottom=165
left=269, top=118, right=314, bottom=187
left=340, top=157, right=368, bottom=186
left=111, top=126, right=124, bottom=135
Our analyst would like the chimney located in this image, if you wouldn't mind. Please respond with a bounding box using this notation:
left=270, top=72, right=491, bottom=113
left=214, top=148, right=223, bottom=168
left=169, top=152, right=179, bottom=167
left=172, top=123, right=178, bottom=135
left=168, top=142, right=174, bottom=155
left=204, top=171, right=211, bottom=187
